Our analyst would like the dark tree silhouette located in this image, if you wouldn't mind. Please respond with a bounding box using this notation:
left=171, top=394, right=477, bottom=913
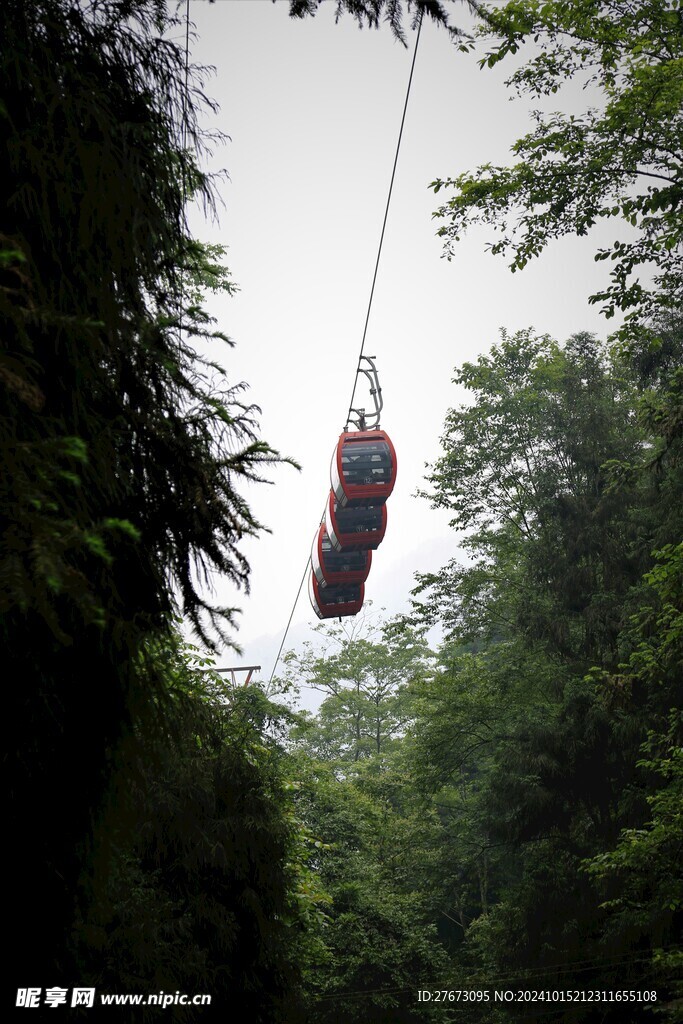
left=1, top=0, right=284, bottom=991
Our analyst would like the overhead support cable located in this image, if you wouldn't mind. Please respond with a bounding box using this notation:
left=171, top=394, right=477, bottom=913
left=345, top=10, right=423, bottom=429
left=268, top=12, right=424, bottom=686
left=268, top=555, right=316, bottom=687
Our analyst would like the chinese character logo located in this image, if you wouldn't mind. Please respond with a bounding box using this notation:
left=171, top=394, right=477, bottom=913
left=16, top=989, right=41, bottom=1008
left=71, top=988, right=95, bottom=1008
left=44, top=988, right=68, bottom=1009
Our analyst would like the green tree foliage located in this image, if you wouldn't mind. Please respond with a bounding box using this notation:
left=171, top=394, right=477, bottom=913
left=73, top=638, right=316, bottom=1022
left=415, top=329, right=646, bottom=670
left=409, top=641, right=560, bottom=934
left=431, top=0, right=683, bottom=338
left=282, top=618, right=452, bottom=1021
left=292, top=747, right=452, bottom=1022
left=285, top=616, right=432, bottom=761
left=279, top=0, right=468, bottom=45
left=408, top=328, right=683, bottom=1018
left=586, top=545, right=683, bottom=1019
left=1, top=0, right=287, bottom=986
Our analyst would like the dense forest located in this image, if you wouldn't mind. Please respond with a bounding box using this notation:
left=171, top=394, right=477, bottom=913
left=2, top=0, right=681, bottom=1020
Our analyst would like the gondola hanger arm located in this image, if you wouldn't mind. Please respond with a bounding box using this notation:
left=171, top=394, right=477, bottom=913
left=347, top=355, right=384, bottom=431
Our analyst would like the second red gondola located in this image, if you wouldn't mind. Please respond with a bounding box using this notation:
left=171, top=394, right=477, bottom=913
left=325, top=490, right=387, bottom=552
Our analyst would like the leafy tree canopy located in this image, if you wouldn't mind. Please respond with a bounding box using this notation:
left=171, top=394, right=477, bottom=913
left=76, top=635, right=318, bottom=1022
left=284, top=616, right=433, bottom=762
left=431, top=0, right=683, bottom=339
left=1, top=0, right=291, bottom=985
left=403, top=324, right=683, bottom=1016
left=414, top=330, right=646, bottom=669
left=277, top=0, right=470, bottom=45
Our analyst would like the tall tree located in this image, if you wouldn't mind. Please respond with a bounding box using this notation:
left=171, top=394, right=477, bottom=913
left=431, top=0, right=683, bottom=340
left=286, top=617, right=432, bottom=762
left=288, top=658, right=452, bottom=1022
left=75, top=640, right=316, bottom=1022
left=409, top=328, right=683, bottom=1016
left=415, top=330, right=645, bottom=671
left=1, top=0, right=285, bottom=987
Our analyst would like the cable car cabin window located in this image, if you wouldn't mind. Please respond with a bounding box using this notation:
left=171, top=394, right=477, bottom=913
left=326, top=492, right=388, bottom=552
left=312, top=523, right=372, bottom=586
left=341, top=441, right=392, bottom=485
left=318, top=582, right=362, bottom=607
left=309, top=571, right=364, bottom=618
left=335, top=504, right=383, bottom=533
left=320, top=534, right=367, bottom=572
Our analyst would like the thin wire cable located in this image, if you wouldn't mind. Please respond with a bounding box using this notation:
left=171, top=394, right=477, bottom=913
left=268, top=555, right=314, bottom=686
left=268, top=492, right=329, bottom=686
left=268, top=17, right=423, bottom=684
left=178, top=0, right=191, bottom=351
left=345, top=9, right=423, bottom=429
left=182, top=0, right=190, bottom=167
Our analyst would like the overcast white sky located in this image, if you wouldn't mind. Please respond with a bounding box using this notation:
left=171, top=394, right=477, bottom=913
left=183, top=0, right=621, bottom=687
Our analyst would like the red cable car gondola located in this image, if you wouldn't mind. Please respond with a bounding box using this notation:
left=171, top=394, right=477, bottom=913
left=308, top=572, right=364, bottom=619
left=311, top=523, right=372, bottom=587
left=326, top=490, right=387, bottom=552
left=330, top=429, right=397, bottom=507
